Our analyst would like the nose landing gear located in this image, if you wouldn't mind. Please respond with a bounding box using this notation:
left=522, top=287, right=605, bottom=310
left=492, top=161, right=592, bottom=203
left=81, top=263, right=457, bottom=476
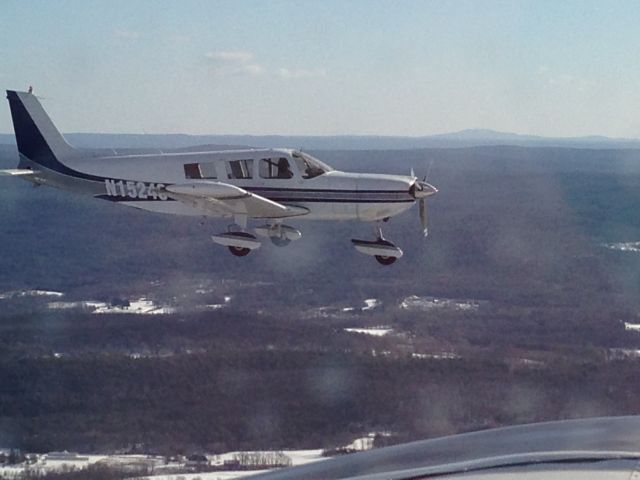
left=352, top=225, right=403, bottom=265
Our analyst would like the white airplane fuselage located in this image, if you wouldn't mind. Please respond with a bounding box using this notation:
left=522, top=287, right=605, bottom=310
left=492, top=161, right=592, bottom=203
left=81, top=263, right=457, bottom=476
left=21, top=148, right=418, bottom=222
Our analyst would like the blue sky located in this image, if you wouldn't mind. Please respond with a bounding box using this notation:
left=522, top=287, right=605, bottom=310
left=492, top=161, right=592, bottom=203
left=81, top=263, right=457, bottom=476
left=2, top=0, right=640, bottom=137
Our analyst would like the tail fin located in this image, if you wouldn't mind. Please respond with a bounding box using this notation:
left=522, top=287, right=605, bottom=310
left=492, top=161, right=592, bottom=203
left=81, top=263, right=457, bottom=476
left=6, top=90, right=76, bottom=170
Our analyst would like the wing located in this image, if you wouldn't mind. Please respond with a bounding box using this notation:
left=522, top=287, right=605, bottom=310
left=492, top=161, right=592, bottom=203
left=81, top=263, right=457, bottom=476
left=164, top=181, right=309, bottom=219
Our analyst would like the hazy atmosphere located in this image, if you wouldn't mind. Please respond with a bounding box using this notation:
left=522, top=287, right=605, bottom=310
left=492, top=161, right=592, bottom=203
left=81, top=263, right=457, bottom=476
left=5, top=2, right=640, bottom=479
left=2, top=0, right=640, bottom=137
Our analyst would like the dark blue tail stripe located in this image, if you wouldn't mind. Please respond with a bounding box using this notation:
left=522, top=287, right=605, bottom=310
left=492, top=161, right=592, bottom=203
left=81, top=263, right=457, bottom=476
left=7, top=91, right=62, bottom=169
left=6, top=91, right=107, bottom=182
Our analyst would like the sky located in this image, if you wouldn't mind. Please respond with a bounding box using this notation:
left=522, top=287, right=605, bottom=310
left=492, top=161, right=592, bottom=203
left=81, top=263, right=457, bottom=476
left=2, top=0, right=640, bottom=137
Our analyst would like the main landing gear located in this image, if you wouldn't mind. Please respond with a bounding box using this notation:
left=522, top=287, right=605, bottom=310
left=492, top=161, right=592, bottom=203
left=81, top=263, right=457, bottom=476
left=211, top=230, right=261, bottom=256
left=351, top=224, right=403, bottom=266
left=210, top=220, right=403, bottom=265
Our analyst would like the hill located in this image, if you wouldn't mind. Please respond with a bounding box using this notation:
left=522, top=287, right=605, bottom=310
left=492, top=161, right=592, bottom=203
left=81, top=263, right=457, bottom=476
left=3, top=129, right=640, bottom=150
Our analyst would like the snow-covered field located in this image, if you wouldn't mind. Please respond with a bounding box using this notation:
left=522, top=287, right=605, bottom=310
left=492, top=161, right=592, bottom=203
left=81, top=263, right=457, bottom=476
left=0, top=453, right=108, bottom=479
left=399, top=295, right=481, bottom=312
left=411, top=352, right=460, bottom=360
left=138, top=449, right=327, bottom=480
left=47, top=297, right=177, bottom=315
left=344, top=327, right=393, bottom=337
left=1, top=287, right=484, bottom=321
left=603, top=241, right=640, bottom=253
left=210, top=449, right=324, bottom=467
left=141, top=471, right=269, bottom=480
left=0, top=289, right=63, bottom=300
left=609, top=348, right=640, bottom=359
left=92, top=298, right=176, bottom=315
left=0, top=447, right=356, bottom=479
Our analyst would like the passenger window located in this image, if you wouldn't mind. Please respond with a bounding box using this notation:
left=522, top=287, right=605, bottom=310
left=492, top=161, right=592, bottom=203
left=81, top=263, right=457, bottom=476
left=259, top=158, right=293, bottom=179
left=184, top=162, right=218, bottom=179
left=198, top=162, right=217, bottom=179
left=226, top=159, right=253, bottom=179
left=184, top=163, right=201, bottom=179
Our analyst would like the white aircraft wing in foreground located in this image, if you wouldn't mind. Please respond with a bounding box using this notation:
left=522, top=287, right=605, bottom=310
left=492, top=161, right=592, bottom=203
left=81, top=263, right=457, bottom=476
left=247, top=416, right=640, bottom=480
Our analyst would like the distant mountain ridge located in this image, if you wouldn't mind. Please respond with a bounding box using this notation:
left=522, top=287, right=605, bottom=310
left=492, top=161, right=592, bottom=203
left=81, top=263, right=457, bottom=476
left=2, top=129, right=640, bottom=150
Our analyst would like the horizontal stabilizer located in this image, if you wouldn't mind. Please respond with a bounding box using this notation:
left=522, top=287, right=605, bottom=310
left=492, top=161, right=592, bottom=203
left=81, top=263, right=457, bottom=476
left=0, top=169, right=35, bottom=176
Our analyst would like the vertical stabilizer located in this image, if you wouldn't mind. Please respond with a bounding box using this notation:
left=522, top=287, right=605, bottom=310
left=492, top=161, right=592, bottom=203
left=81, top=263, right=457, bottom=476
left=6, top=90, right=75, bottom=170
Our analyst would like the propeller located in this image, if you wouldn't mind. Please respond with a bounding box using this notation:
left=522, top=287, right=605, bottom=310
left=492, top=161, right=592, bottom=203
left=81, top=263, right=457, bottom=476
left=419, top=194, right=428, bottom=237
left=410, top=161, right=437, bottom=237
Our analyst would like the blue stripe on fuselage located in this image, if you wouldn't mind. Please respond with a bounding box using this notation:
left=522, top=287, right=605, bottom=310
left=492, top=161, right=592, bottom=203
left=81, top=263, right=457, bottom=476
left=96, top=188, right=414, bottom=204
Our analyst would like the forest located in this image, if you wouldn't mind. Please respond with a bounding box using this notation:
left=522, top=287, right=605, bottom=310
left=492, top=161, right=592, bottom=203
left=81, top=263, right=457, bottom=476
left=2, top=143, right=640, bottom=454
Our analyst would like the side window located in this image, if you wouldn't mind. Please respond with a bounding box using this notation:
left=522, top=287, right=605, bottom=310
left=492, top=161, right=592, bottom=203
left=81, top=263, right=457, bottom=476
left=259, top=158, right=293, bottom=179
left=184, top=163, right=201, bottom=179
left=292, top=153, right=328, bottom=179
left=226, top=159, right=253, bottom=179
left=184, top=162, right=218, bottom=179
left=199, top=162, right=217, bottom=179
left=293, top=156, right=312, bottom=179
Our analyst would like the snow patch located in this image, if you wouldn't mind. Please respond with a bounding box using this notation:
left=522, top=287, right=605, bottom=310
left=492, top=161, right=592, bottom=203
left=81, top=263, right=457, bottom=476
left=362, top=298, right=381, bottom=311
left=144, top=470, right=269, bottom=479
left=411, top=352, right=460, bottom=360
left=341, top=432, right=390, bottom=452
left=603, top=241, right=640, bottom=253
left=93, top=298, right=176, bottom=315
left=341, top=299, right=382, bottom=313
left=400, top=295, right=480, bottom=311
left=198, top=304, right=227, bottom=311
left=344, top=327, right=393, bottom=337
left=48, top=301, right=108, bottom=311
left=209, top=449, right=324, bottom=468
left=0, top=289, right=64, bottom=300
left=0, top=449, right=325, bottom=480
left=609, top=348, right=640, bottom=359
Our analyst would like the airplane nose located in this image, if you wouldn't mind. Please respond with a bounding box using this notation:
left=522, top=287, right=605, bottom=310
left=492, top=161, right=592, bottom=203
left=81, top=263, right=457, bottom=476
left=410, top=180, right=438, bottom=199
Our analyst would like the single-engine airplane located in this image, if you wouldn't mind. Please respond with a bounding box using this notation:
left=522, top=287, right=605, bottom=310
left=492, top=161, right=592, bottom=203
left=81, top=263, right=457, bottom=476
left=2, top=90, right=437, bottom=265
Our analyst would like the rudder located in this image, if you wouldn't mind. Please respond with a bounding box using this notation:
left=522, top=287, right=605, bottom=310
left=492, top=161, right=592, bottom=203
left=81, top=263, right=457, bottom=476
left=6, top=90, right=76, bottom=171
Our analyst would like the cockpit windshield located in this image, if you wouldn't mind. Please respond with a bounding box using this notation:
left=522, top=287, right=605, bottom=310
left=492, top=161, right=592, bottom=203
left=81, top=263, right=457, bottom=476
left=292, top=151, right=333, bottom=179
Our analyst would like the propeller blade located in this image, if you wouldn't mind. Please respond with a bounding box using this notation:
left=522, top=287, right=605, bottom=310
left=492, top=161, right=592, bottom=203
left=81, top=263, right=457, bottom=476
left=425, top=159, right=434, bottom=182
left=410, top=167, right=416, bottom=179
left=419, top=198, right=428, bottom=237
